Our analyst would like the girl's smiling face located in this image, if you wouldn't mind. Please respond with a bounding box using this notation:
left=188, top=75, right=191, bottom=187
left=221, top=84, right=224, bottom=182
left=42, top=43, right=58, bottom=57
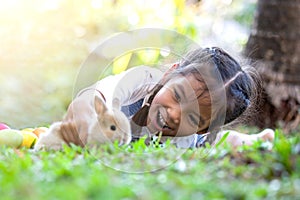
left=147, top=74, right=211, bottom=137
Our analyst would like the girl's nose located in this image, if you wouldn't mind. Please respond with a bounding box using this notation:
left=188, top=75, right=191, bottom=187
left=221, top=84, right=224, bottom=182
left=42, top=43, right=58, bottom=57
left=167, top=105, right=181, bottom=125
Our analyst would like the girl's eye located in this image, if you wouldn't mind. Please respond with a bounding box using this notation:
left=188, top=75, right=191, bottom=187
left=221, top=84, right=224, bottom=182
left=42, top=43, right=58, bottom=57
left=174, top=89, right=181, bottom=102
left=188, top=114, right=198, bottom=126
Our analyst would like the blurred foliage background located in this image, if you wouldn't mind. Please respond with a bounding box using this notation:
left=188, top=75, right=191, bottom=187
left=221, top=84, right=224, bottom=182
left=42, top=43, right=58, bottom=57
left=0, top=0, right=257, bottom=129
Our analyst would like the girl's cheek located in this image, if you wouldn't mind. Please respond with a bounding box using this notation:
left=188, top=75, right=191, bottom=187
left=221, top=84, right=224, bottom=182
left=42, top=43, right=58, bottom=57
left=153, top=88, right=172, bottom=105
left=177, top=118, right=198, bottom=136
left=152, top=92, right=164, bottom=105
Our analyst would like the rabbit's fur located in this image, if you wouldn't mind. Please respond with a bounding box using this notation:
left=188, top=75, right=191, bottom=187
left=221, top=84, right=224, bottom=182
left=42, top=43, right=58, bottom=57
left=34, top=95, right=131, bottom=150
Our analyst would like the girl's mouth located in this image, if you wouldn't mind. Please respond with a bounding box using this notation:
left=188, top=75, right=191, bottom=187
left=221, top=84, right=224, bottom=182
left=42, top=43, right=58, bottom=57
left=157, top=111, right=172, bottom=130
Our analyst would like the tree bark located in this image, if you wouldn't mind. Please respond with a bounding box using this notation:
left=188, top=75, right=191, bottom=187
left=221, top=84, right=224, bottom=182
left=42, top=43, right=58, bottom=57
left=244, top=0, right=300, bottom=132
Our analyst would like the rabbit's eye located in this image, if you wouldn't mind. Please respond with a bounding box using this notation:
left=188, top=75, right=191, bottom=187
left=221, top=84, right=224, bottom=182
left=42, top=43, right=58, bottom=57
left=110, top=125, right=116, bottom=131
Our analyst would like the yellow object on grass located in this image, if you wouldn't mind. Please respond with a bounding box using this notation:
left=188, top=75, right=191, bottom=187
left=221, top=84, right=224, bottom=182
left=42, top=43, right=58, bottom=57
left=0, top=129, right=23, bottom=148
left=33, top=127, right=48, bottom=138
left=20, top=131, right=38, bottom=148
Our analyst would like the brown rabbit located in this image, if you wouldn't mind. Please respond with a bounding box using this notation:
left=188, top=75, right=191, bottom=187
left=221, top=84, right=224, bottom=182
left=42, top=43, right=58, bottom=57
left=34, top=95, right=131, bottom=150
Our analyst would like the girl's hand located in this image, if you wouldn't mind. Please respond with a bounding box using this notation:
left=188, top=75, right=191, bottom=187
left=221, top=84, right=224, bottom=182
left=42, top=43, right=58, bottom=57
left=60, top=120, right=85, bottom=147
left=214, top=129, right=275, bottom=148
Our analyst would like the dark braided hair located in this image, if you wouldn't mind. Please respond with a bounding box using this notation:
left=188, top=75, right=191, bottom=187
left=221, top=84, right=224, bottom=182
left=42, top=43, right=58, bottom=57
left=207, top=47, right=254, bottom=124
left=131, top=47, right=261, bottom=143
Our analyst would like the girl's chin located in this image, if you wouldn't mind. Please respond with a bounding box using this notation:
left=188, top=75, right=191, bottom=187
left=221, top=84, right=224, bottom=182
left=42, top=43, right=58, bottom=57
left=146, top=124, right=175, bottom=136
left=146, top=116, right=175, bottom=136
left=146, top=124, right=160, bottom=134
left=146, top=117, right=159, bottom=132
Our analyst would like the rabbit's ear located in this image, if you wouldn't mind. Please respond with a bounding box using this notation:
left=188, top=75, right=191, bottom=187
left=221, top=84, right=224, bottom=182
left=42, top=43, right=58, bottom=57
left=94, top=95, right=107, bottom=115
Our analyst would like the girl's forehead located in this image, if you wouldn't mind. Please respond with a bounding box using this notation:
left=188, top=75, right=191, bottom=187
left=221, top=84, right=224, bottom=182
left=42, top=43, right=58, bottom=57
left=167, top=74, right=206, bottom=94
left=166, top=74, right=212, bottom=119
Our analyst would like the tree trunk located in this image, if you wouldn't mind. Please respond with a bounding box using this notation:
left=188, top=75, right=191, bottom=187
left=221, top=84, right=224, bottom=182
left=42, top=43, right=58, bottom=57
left=244, top=0, right=300, bottom=133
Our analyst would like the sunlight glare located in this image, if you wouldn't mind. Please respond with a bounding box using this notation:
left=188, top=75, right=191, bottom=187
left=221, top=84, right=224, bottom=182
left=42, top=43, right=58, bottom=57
left=128, top=13, right=140, bottom=25
left=91, top=0, right=103, bottom=9
left=222, top=0, right=232, bottom=5
left=39, top=0, right=61, bottom=12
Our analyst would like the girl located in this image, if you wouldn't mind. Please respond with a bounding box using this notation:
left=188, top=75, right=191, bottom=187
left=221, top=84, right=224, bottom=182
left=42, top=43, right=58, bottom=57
left=60, top=47, right=274, bottom=148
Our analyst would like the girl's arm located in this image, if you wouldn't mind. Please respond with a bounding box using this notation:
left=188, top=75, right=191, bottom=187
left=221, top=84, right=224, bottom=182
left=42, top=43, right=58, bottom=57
left=213, top=129, right=275, bottom=148
left=60, top=66, right=162, bottom=145
left=95, top=66, right=162, bottom=109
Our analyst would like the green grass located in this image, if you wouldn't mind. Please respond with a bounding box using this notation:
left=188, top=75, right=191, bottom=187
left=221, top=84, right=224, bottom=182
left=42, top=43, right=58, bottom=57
left=0, top=130, right=300, bottom=200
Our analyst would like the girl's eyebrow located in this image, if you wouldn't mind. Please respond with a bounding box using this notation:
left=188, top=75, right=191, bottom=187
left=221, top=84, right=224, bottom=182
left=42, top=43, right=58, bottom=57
left=177, top=84, right=186, bottom=101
